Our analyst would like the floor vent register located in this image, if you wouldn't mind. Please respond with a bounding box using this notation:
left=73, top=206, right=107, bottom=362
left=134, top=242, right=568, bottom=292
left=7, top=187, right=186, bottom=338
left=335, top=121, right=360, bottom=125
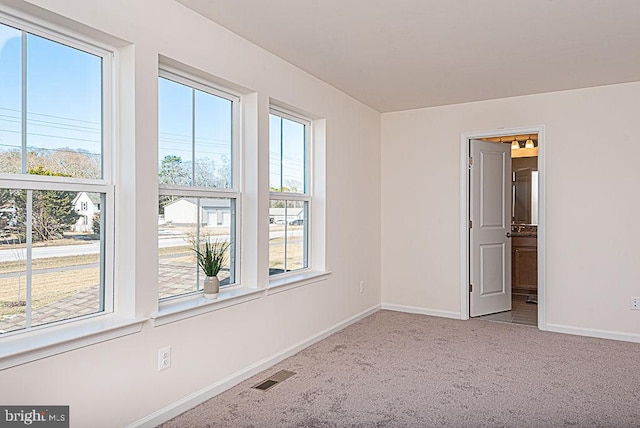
left=252, top=370, right=296, bottom=391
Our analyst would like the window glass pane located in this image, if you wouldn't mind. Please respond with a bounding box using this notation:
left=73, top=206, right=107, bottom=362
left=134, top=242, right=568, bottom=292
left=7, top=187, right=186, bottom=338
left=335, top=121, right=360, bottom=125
left=0, top=189, right=26, bottom=333
left=159, top=77, right=192, bottom=186
left=269, top=114, right=282, bottom=191
left=159, top=195, right=234, bottom=300
left=194, top=89, right=232, bottom=188
left=268, top=199, right=286, bottom=275
left=281, top=118, right=305, bottom=193
left=31, top=190, right=103, bottom=327
left=269, top=114, right=306, bottom=194
left=0, top=23, right=23, bottom=174
left=26, top=34, right=102, bottom=178
left=0, top=188, right=104, bottom=334
left=269, top=199, right=308, bottom=275
left=285, top=200, right=307, bottom=271
left=198, top=198, right=233, bottom=286
left=158, top=77, right=234, bottom=189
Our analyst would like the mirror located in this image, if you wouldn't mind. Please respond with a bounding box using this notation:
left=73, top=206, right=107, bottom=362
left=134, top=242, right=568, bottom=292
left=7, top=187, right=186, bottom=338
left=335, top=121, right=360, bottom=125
left=512, top=158, right=538, bottom=225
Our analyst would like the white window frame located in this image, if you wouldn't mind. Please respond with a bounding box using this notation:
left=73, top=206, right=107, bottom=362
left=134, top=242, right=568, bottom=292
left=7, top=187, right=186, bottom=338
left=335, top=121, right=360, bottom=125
left=0, top=13, right=114, bottom=186
left=157, top=67, right=241, bottom=300
left=268, top=106, right=312, bottom=277
left=0, top=9, right=141, bottom=371
left=0, top=12, right=115, bottom=325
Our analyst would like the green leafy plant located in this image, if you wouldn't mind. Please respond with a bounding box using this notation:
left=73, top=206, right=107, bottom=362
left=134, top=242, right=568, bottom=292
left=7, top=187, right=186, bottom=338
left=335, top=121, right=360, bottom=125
left=194, top=238, right=230, bottom=277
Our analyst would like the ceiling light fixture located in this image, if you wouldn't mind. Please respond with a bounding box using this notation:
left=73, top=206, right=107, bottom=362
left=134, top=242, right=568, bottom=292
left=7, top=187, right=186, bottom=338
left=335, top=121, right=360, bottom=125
left=525, top=135, right=535, bottom=149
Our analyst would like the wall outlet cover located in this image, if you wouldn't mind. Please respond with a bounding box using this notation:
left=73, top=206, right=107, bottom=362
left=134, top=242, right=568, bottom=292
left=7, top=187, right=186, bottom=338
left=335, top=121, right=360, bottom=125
left=158, top=346, right=171, bottom=371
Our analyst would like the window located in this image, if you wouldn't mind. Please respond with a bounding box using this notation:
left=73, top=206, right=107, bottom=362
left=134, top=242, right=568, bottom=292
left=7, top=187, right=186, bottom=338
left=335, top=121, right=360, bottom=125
left=158, top=70, right=238, bottom=300
left=0, top=18, right=112, bottom=334
left=269, top=109, right=310, bottom=276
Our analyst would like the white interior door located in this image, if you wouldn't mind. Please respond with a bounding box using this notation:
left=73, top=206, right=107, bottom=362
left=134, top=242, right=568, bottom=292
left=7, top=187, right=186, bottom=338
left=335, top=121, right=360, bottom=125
left=470, top=139, right=512, bottom=317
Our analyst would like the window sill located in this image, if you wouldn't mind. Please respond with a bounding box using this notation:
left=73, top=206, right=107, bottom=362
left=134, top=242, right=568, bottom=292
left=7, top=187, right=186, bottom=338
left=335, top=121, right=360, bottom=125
left=268, top=270, right=331, bottom=295
left=0, top=315, right=146, bottom=371
left=152, top=286, right=264, bottom=327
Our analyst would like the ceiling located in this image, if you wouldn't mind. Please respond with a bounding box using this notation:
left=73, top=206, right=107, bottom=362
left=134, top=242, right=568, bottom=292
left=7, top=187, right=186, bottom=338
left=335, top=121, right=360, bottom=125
left=176, top=0, right=640, bottom=113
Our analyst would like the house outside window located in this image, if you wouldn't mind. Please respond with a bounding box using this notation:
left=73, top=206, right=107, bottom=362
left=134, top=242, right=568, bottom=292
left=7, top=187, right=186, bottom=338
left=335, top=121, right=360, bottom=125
left=269, top=108, right=310, bottom=275
left=0, top=16, right=113, bottom=334
left=157, top=69, right=239, bottom=300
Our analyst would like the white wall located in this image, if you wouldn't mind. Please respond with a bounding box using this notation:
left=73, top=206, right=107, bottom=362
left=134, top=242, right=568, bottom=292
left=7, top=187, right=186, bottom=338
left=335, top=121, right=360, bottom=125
left=381, top=81, right=640, bottom=337
left=0, top=1, right=381, bottom=426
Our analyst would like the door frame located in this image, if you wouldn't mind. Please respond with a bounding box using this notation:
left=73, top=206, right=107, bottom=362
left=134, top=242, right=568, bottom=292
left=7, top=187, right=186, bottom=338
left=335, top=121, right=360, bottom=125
left=459, top=125, right=546, bottom=330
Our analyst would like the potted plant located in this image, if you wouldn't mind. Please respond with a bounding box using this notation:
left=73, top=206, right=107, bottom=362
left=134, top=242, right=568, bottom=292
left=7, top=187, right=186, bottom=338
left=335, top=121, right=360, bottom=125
left=194, top=238, right=230, bottom=299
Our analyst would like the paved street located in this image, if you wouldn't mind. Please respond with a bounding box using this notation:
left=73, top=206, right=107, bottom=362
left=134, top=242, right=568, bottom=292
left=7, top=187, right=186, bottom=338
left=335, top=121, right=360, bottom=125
left=0, top=229, right=301, bottom=262
left=0, top=241, right=101, bottom=262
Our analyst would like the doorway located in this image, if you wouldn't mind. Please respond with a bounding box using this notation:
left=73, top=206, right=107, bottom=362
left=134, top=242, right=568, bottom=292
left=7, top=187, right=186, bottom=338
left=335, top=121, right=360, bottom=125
left=459, top=126, right=546, bottom=330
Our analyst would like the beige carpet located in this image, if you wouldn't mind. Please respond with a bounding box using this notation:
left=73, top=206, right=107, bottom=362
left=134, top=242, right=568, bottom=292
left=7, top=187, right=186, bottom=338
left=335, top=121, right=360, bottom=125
left=162, top=310, right=640, bottom=427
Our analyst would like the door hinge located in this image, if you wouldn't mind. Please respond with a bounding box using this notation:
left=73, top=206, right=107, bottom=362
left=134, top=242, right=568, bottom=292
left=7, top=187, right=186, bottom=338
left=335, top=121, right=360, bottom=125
left=468, top=156, right=473, bottom=169
left=469, top=284, right=473, bottom=293
left=469, top=220, right=472, bottom=229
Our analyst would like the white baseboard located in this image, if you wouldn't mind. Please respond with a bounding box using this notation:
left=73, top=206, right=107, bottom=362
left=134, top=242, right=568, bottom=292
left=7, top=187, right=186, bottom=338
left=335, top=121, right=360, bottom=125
left=545, top=323, right=640, bottom=344
left=381, top=303, right=461, bottom=320
left=127, top=304, right=381, bottom=428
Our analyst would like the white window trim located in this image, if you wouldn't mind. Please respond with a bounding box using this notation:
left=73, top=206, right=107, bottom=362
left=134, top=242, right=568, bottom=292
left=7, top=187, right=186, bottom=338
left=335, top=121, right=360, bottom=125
left=160, top=67, right=241, bottom=108
left=152, top=286, right=263, bottom=327
left=0, top=8, right=117, bottom=56
left=268, top=107, right=313, bottom=278
left=267, top=270, right=331, bottom=295
left=0, top=9, right=139, bottom=371
left=0, top=314, right=145, bottom=371
left=157, top=66, right=242, bottom=301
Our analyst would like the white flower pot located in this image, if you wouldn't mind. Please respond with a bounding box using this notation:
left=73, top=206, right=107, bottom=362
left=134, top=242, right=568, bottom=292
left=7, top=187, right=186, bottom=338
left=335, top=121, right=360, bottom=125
left=203, top=276, right=220, bottom=299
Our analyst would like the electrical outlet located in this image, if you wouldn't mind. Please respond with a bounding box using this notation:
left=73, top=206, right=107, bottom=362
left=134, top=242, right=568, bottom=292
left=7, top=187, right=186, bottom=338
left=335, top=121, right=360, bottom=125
left=158, top=346, right=171, bottom=371
left=359, top=280, right=364, bottom=293
left=630, top=297, right=640, bottom=311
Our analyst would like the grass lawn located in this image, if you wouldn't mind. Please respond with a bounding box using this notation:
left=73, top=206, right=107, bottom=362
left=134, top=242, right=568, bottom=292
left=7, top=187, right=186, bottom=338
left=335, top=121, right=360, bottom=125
left=0, top=253, right=100, bottom=274
left=268, top=236, right=305, bottom=271
left=0, top=235, right=96, bottom=250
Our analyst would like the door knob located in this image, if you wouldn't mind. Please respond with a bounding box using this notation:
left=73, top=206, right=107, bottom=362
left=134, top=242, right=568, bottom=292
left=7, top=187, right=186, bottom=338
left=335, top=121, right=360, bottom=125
left=506, top=232, right=512, bottom=238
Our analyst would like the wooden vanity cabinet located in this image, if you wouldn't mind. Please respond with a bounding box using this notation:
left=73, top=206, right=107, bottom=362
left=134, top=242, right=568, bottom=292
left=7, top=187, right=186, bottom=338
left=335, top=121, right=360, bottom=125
left=512, top=236, right=537, bottom=292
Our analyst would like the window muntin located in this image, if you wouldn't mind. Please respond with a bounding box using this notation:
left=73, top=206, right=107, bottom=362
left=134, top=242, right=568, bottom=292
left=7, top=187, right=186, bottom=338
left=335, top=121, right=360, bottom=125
left=269, top=110, right=310, bottom=276
left=158, top=71, right=239, bottom=300
left=0, top=22, right=103, bottom=179
left=0, top=17, right=112, bottom=335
